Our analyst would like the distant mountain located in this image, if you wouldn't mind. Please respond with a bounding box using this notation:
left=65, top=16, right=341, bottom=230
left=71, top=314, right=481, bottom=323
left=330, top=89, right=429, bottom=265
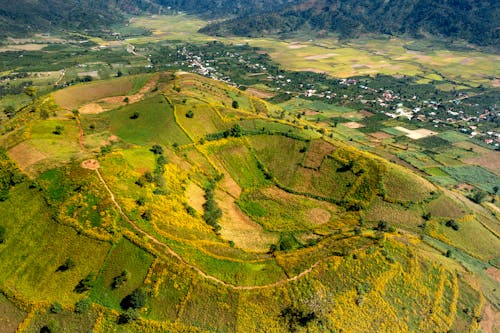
left=200, top=0, right=500, bottom=47
left=0, top=0, right=162, bottom=38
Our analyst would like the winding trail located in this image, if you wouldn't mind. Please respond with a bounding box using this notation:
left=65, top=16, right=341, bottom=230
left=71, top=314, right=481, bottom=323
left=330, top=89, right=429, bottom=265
left=93, top=167, right=322, bottom=290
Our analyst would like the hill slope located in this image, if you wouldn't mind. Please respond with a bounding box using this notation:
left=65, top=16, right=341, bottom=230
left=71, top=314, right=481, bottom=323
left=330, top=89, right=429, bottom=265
left=200, top=0, right=500, bottom=47
left=0, top=72, right=497, bottom=332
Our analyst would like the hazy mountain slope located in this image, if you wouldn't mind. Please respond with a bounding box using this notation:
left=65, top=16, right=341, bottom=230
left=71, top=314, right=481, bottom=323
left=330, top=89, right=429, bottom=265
left=200, top=0, right=500, bottom=46
left=0, top=0, right=161, bottom=37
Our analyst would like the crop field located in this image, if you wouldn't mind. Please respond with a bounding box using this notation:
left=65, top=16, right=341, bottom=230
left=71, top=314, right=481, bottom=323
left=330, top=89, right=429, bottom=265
left=441, top=165, right=500, bottom=193
left=174, top=100, right=230, bottom=141
left=363, top=197, right=424, bottom=232
left=426, top=194, right=467, bottom=219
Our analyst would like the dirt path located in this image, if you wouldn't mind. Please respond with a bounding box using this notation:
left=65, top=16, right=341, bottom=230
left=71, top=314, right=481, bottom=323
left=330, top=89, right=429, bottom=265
left=94, top=167, right=322, bottom=290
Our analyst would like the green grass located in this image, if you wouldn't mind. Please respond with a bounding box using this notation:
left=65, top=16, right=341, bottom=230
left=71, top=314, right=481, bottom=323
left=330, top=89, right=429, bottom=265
left=90, top=238, right=154, bottom=310
left=25, top=308, right=99, bottom=333
left=238, top=187, right=337, bottom=232
left=174, top=100, right=230, bottom=141
left=108, top=94, right=191, bottom=146
left=438, top=130, right=469, bottom=143
left=363, top=197, right=424, bottom=232
left=0, top=183, right=111, bottom=303
left=210, top=140, right=269, bottom=189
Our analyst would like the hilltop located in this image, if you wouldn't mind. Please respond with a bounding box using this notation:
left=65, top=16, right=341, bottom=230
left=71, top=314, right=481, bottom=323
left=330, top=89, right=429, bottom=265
left=0, top=72, right=497, bottom=332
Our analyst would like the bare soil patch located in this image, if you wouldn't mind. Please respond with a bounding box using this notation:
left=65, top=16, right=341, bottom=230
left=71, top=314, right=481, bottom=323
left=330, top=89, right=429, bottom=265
left=216, top=189, right=278, bottom=252
left=480, top=303, right=500, bottom=333
left=304, top=140, right=335, bottom=169
left=370, top=132, right=393, bottom=140
left=304, top=53, right=339, bottom=60
left=0, top=44, right=47, bottom=52
left=343, top=122, right=364, bottom=129
left=491, top=79, right=500, bottom=88
left=81, top=159, right=100, bottom=170
left=306, top=208, right=331, bottom=225
left=304, top=109, right=320, bottom=116
left=8, top=142, right=45, bottom=171
left=79, top=103, right=104, bottom=114
left=360, top=110, right=374, bottom=117
left=287, top=43, right=307, bottom=49
left=394, top=126, right=437, bottom=139
left=245, top=87, right=276, bottom=99
left=485, top=267, right=500, bottom=283
left=463, top=151, right=500, bottom=176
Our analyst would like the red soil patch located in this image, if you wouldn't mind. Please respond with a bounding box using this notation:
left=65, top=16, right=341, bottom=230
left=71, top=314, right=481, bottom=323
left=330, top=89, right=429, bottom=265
left=343, top=122, right=364, bottom=129
left=304, top=140, right=335, bottom=169
left=360, top=110, right=375, bottom=117
left=245, top=87, right=276, bottom=99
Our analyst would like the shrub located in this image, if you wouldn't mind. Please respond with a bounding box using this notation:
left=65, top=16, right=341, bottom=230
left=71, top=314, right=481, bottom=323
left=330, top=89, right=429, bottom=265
left=52, top=125, right=64, bottom=135
left=50, top=302, right=63, bottom=314
left=185, top=110, right=194, bottom=118
left=150, top=144, right=163, bottom=155
left=445, top=219, right=460, bottom=231
left=57, top=258, right=75, bottom=272
left=74, top=273, right=96, bottom=293
left=75, top=298, right=91, bottom=313
left=232, top=100, right=239, bottom=109
left=129, top=112, right=139, bottom=119
left=120, top=288, right=147, bottom=310
left=118, top=308, right=140, bottom=324
left=112, top=270, right=130, bottom=289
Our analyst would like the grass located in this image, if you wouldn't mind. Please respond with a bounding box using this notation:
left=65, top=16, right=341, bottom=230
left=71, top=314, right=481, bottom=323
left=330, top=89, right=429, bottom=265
left=426, top=195, right=467, bottom=219
left=238, top=187, right=338, bottom=232
left=363, top=197, right=424, bottom=232
left=209, top=140, right=268, bottom=189
left=174, top=100, right=230, bottom=141
left=53, top=75, right=149, bottom=110
left=25, top=308, right=99, bottom=333
left=91, top=238, right=154, bottom=310
left=383, top=165, right=435, bottom=203
left=0, top=183, right=111, bottom=304
left=107, top=94, right=191, bottom=146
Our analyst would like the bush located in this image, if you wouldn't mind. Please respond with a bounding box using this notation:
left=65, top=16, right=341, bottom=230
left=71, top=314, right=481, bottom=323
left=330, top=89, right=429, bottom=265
left=118, top=308, right=140, bottom=324
left=50, top=302, right=63, bottom=314
left=53, top=125, right=64, bottom=135
left=150, top=144, right=163, bottom=155
left=74, top=273, right=96, bottom=293
left=120, top=288, right=147, bottom=310
left=445, top=219, right=460, bottom=231
left=112, top=270, right=130, bottom=289
left=75, top=298, right=91, bottom=313
left=57, top=258, right=75, bottom=272
left=185, top=110, right=194, bottom=118
left=232, top=100, right=239, bottom=109
left=129, top=112, right=139, bottom=119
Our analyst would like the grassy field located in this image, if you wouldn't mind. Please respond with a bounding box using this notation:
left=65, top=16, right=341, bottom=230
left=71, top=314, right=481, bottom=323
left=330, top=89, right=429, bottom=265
left=53, top=74, right=152, bottom=110
left=91, top=238, right=154, bottom=310
left=0, top=183, right=111, bottom=304
left=383, top=165, right=435, bottom=203
left=106, top=94, right=192, bottom=146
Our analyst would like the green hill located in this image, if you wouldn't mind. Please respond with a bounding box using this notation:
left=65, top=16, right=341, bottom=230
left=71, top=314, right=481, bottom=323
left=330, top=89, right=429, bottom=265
left=0, top=72, right=497, bottom=332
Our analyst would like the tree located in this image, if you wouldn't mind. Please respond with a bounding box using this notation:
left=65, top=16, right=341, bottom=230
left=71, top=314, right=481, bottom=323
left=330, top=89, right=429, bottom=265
left=232, top=100, right=239, bottom=109
left=53, top=125, right=64, bottom=135
left=150, top=144, right=163, bottom=155
left=129, top=111, right=139, bottom=119
left=4, top=105, right=15, bottom=119
left=470, top=190, right=487, bottom=204
left=445, top=219, right=460, bottom=231
left=0, top=225, right=5, bottom=243
left=185, top=110, right=194, bottom=118
left=74, top=273, right=96, bottom=293
left=120, top=288, right=147, bottom=310
left=24, top=86, right=37, bottom=99
left=57, top=258, right=75, bottom=272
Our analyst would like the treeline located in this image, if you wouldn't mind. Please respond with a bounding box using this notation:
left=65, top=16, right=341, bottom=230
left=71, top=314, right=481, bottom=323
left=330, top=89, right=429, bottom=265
left=200, top=0, right=499, bottom=47
left=0, top=149, right=24, bottom=201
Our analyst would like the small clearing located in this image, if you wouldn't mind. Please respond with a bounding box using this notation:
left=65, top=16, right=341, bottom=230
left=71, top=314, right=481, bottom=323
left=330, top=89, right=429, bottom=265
left=245, top=88, right=276, bottom=99
left=79, top=102, right=104, bottom=114
left=304, top=53, right=339, bottom=60
left=370, top=132, right=393, bottom=140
